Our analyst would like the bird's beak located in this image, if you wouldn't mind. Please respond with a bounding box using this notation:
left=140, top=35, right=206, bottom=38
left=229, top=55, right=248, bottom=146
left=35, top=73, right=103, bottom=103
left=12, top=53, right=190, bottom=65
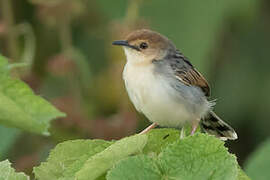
left=112, top=40, right=140, bottom=51
left=112, top=40, right=129, bottom=46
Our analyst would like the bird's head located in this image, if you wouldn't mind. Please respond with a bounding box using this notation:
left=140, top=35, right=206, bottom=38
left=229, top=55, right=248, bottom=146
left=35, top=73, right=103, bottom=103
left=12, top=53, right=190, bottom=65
left=113, top=29, right=174, bottom=65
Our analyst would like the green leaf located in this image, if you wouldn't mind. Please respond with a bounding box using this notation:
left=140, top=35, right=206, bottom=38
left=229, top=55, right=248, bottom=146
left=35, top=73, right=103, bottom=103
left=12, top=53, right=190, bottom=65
left=0, top=55, right=65, bottom=135
left=237, top=167, right=251, bottom=180
left=107, top=133, right=239, bottom=180
left=143, top=128, right=179, bottom=155
left=0, top=160, right=29, bottom=180
left=108, top=161, right=249, bottom=180
left=107, top=155, right=161, bottom=180
left=34, top=130, right=248, bottom=180
left=159, top=133, right=238, bottom=180
left=75, top=134, right=148, bottom=180
left=244, top=138, right=270, bottom=180
left=34, top=139, right=112, bottom=180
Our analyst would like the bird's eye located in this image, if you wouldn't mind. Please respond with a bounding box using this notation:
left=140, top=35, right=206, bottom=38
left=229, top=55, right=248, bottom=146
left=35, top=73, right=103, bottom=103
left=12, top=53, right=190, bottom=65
left=139, top=42, right=148, bottom=49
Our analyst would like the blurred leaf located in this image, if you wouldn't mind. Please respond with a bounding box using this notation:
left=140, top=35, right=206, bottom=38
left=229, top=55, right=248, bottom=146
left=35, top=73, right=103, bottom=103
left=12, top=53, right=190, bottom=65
left=244, top=138, right=270, bottom=180
left=0, top=55, right=65, bottom=135
left=75, top=134, right=148, bottom=180
left=0, top=126, right=20, bottom=159
left=107, top=133, right=240, bottom=180
left=0, top=160, right=29, bottom=180
left=34, top=139, right=112, bottom=180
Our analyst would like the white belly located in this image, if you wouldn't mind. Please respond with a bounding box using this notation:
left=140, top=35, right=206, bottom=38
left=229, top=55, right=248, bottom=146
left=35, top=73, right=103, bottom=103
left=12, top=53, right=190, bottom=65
left=123, top=63, right=210, bottom=128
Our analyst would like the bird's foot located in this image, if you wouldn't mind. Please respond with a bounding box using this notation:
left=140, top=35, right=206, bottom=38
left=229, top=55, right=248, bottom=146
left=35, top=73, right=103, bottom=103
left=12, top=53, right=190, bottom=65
left=139, top=123, right=158, bottom=135
left=191, top=122, right=199, bottom=135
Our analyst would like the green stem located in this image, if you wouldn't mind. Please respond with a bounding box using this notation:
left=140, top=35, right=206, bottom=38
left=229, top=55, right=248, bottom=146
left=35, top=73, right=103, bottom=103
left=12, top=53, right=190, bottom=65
left=1, top=0, right=18, bottom=61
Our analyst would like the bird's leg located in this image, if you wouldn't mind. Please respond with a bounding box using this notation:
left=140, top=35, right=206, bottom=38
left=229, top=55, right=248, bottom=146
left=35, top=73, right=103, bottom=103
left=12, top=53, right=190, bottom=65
left=191, top=121, right=199, bottom=135
left=139, top=123, right=158, bottom=135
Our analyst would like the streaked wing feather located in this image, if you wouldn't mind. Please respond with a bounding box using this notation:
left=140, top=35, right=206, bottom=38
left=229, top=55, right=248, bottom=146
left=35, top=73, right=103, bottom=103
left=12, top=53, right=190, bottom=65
left=171, top=50, right=210, bottom=96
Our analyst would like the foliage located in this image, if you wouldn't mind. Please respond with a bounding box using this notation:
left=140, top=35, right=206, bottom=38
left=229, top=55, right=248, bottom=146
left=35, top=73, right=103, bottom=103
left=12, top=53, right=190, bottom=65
left=33, top=130, right=248, bottom=180
left=237, top=168, right=251, bottom=180
left=33, top=139, right=113, bottom=180
left=0, top=160, right=29, bottom=180
left=0, top=55, right=65, bottom=135
left=0, top=61, right=252, bottom=180
left=244, top=138, right=270, bottom=180
left=0, top=0, right=269, bottom=179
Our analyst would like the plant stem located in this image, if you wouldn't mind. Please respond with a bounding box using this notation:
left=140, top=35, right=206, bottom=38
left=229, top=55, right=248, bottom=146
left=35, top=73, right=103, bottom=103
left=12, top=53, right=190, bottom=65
left=1, top=0, right=18, bottom=61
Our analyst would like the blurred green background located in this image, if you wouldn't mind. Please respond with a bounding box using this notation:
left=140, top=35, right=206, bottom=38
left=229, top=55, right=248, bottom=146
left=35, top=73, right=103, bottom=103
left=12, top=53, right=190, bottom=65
left=0, top=0, right=269, bottom=177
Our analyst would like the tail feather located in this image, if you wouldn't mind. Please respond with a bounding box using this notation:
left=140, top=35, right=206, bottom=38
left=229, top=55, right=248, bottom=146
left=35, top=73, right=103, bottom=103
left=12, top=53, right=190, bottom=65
left=200, top=111, right=238, bottom=141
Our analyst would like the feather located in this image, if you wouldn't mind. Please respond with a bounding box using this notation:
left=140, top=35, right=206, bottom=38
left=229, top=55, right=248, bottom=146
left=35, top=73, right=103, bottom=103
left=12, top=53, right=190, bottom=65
left=168, top=50, right=210, bottom=97
left=201, top=111, right=238, bottom=140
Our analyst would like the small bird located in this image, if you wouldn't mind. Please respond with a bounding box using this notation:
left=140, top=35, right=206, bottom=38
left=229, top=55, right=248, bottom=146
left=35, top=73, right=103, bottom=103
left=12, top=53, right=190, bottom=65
left=112, top=29, right=237, bottom=140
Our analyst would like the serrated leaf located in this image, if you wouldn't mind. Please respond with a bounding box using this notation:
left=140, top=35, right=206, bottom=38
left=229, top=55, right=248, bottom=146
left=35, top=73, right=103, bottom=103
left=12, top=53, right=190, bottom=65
left=244, top=138, right=270, bottom=180
left=159, top=133, right=238, bottom=180
left=0, top=160, right=29, bottom=180
left=0, top=55, right=65, bottom=135
left=107, top=132, right=239, bottom=180
left=75, top=134, right=148, bottom=180
left=107, top=155, right=161, bottom=180
left=34, top=139, right=112, bottom=180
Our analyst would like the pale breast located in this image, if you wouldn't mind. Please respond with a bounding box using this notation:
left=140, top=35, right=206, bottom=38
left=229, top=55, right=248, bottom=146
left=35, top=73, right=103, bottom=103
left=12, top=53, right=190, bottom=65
left=123, top=63, right=153, bottom=112
left=123, top=62, right=198, bottom=128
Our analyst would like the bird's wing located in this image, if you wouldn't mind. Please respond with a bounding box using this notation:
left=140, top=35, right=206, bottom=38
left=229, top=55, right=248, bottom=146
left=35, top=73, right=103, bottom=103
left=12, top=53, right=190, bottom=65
left=169, top=50, right=210, bottom=97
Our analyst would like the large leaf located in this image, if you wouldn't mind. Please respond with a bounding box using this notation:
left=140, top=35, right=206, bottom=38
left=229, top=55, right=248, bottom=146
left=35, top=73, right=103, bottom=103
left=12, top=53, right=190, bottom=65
left=75, top=134, right=148, bottom=180
left=159, top=133, right=238, bottom=180
left=0, top=55, right=65, bottom=135
left=34, top=130, right=249, bottom=180
left=34, top=134, right=147, bottom=180
left=244, top=138, right=270, bottom=180
left=107, top=133, right=239, bottom=180
left=0, top=160, right=29, bottom=180
left=34, top=139, right=113, bottom=180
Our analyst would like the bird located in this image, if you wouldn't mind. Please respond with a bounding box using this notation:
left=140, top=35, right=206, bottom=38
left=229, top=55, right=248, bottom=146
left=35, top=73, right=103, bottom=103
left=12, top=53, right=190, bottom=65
left=112, top=29, right=237, bottom=140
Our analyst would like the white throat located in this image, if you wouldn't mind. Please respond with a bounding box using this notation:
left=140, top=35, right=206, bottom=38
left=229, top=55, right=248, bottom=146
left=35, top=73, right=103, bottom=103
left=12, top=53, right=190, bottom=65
left=123, top=47, right=146, bottom=64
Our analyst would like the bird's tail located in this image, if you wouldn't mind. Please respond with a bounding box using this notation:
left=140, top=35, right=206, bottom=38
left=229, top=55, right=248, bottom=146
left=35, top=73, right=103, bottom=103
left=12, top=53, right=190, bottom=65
left=200, top=111, right=238, bottom=141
